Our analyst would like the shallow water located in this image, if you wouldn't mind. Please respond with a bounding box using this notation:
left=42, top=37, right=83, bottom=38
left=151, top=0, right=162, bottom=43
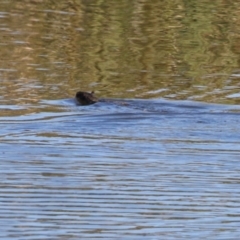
left=1, top=0, right=240, bottom=239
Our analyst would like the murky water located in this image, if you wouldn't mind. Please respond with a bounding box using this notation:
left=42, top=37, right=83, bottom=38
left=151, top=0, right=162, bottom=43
left=1, top=1, right=240, bottom=239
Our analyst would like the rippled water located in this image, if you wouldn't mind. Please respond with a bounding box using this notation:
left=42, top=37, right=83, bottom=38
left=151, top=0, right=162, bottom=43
left=1, top=0, right=240, bottom=239
left=1, top=99, right=240, bottom=239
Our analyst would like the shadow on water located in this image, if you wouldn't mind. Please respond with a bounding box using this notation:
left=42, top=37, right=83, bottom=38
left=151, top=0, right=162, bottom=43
left=1, top=98, right=240, bottom=239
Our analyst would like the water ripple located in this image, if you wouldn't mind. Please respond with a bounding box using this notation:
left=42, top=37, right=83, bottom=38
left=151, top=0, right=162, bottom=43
left=0, top=99, right=240, bottom=239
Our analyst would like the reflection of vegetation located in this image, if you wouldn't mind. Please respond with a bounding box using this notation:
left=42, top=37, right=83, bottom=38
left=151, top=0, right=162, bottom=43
left=1, top=0, right=240, bottom=104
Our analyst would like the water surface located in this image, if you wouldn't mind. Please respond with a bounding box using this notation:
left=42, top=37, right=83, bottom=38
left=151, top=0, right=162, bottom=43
left=1, top=0, right=240, bottom=239
left=1, top=99, right=240, bottom=239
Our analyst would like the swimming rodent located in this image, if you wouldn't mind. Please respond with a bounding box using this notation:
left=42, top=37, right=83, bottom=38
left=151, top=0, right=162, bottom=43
left=75, top=91, right=98, bottom=105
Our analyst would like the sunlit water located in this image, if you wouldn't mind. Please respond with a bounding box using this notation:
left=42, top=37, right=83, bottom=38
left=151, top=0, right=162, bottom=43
left=1, top=99, right=240, bottom=239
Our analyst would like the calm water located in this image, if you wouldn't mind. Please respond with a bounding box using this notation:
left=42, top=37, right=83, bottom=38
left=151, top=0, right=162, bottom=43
left=1, top=1, right=240, bottom=239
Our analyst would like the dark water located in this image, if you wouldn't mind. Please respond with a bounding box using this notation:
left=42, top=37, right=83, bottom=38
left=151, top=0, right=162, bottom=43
left=1, top=0, right=240, bottom=239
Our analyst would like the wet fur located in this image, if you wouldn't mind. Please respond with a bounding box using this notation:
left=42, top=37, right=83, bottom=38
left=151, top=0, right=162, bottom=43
left=75, top=91, right=98, bottom=105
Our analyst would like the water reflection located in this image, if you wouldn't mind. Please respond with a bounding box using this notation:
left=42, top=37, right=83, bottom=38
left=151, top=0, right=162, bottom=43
left=1, top=0, right=240, bottom=239
left=1, top=98, right=240, bottom=238
left=0, top=1, right=240, bottom=104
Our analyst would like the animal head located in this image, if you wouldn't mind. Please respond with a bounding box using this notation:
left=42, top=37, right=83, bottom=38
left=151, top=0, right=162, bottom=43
left=75, top=91, right=98, bottom=105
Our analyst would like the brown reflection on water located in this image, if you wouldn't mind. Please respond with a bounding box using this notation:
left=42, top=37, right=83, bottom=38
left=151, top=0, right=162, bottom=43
left=0, top=0, right=240, bottom=107
left=177, top=1, right=240, bottom=103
